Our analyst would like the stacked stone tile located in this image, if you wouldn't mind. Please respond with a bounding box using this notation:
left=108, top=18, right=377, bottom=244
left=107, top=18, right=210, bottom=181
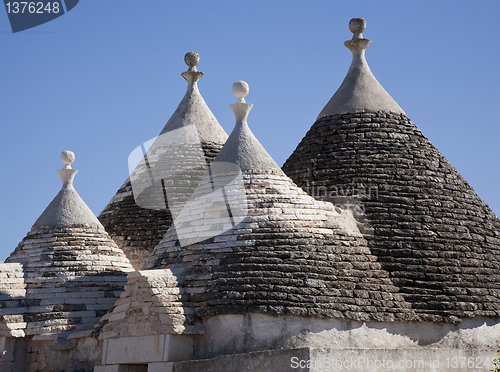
left=145, top=81, right=416, bottom=323
left=3, top=151, right=133, bottom=338
left=282, top=18, right=500, bottom=322
left=99, top=52, right=228, bottom=269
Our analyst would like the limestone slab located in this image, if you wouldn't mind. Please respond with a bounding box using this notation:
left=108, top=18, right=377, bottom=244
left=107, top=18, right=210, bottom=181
left=105, top=335, right=165, bottom=364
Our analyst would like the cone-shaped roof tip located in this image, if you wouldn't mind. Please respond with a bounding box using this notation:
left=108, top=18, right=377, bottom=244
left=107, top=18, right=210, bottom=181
left=32, top=151, right=103, bottom=230
left=317, top=18, right=405, bottom=119
left=158, top=52, right=228, bottom=144
left=212, top=81, right=282, bottom=173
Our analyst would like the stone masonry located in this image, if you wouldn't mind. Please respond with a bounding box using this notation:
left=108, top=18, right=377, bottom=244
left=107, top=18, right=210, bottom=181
left=282, top=18, right=500, bottom=324
left=98, top=269, right=202, bottom=340
left=282, top=111, right=500, bottom=322
left=0, top=263, right=26, bottom=338
left=147, top=170, right=417, bottom=323
left=5, top=227, right=133, bottom=337
left=145, top=83, right=418, bottom=324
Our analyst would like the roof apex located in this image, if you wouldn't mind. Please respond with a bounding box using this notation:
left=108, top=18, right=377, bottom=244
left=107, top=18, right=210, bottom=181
left=212, top=81, right=282, bottom=174
left=158, top=52, right=228, bottom=144
left=32, top=151, right=103, bottom=230
left=318, top=18, right=405, bottom=119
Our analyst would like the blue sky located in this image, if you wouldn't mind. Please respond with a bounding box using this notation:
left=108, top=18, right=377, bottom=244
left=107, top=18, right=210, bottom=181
left=1, top=0, right=498, bottom=261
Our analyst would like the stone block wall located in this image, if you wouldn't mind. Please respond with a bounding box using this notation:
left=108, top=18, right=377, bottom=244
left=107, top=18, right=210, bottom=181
left=98, top=269, right=201, bottom=339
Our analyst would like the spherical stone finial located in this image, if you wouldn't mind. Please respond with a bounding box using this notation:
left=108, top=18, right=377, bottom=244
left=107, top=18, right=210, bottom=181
left=184, top=52, right=200, bottom=68
left=349, top=18, right=366, bottom=34
left=233, top=80, right=249, bottom=99
left=60, top=150, right=75, bottom=169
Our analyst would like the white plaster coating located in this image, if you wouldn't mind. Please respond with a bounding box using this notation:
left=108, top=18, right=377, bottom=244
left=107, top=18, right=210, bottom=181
left=104, top=335, right=164, bottom=364
left=318, top=18, right=405, bottom=118
left=32, top=152, right=104, bottom=230
left=157, top=53, right=228, bottom=145
left=94, top=366, right=144, bottom=372
left=196, top=313, right=500, bottom=360
left=213, top=81, right=283, bottom=173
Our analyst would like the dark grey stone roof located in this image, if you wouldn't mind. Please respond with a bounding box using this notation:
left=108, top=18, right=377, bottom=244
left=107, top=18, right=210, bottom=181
left=282, top=18, right=500, bottom=322
left=282, top=111, right=500, bottom=322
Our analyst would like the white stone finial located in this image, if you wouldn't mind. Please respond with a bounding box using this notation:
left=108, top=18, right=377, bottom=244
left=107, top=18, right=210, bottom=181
left=316, top=17, right=405, bottom=119
left=184, top=52, right=200, bottom=72
left=60, top=151, right=75, bottom=169
left=349, top=17, right=366, bottom=40
left=233, top=80, right=249, bottom=103
left=230, top=80, right=253, bottom=124
left=57, top=151, right=78, bottom=186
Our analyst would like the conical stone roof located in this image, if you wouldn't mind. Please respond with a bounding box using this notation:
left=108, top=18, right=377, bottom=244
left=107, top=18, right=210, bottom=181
left=99, top=52, right=228, bottom=269
left=145, top=81, right=416, bottom=323
left=4, top=152, right=133, bottom=338
left=282, top=18, right=500, bottom=322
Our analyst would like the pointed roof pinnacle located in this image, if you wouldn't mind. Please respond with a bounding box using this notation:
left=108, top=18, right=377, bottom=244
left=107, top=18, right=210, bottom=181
left=60, top=150, right=75, bottom=169
left=349, top=17, right=366, bottom=39
left=32, top=151, right=104, bottom=230
left=158, top=52, right=228, bottom=144
left=212, top=81, right=282, bottom=173
left=232, top=80, right=249, bottom=103
left=317, top=18, right=405, bottom=119
left=180, top=51, right=203, bottom=86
